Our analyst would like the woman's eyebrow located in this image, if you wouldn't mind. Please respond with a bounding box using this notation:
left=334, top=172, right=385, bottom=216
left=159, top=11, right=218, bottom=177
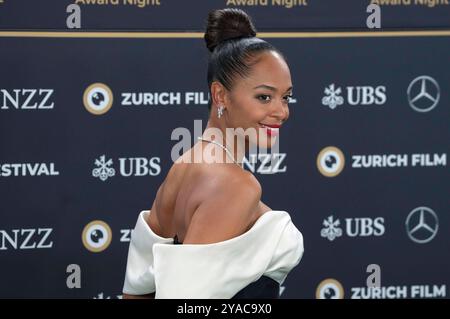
left=253, top=84, right=293, bottom=92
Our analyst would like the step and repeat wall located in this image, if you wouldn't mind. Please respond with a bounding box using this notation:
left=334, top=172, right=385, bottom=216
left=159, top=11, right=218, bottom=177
left=0, top=0, right=449, bottom=299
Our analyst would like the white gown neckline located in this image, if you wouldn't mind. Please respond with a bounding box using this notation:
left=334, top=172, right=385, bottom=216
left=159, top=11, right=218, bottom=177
left=141, top=209, right=284, bottom=247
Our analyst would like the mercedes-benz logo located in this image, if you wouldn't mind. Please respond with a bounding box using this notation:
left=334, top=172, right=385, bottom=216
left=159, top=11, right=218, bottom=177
left=405, top=206, right=439, bottom=244
left=407, top=75, right=440, bottom=112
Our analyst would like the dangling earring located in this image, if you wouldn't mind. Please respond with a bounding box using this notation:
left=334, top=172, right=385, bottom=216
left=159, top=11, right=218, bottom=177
left=217, top=105, right=224, bottom=119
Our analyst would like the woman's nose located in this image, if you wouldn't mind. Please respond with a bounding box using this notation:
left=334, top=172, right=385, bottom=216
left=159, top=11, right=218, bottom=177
left=271, top=99, right=289, bottom=123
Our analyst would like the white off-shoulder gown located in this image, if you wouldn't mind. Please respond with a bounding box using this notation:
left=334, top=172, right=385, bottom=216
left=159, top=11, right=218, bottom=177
left=122, top=209, right=304, bottom=299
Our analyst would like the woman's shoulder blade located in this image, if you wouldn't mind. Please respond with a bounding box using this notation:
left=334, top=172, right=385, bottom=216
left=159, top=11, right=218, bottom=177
left=181, top=167, right=262, bottom=245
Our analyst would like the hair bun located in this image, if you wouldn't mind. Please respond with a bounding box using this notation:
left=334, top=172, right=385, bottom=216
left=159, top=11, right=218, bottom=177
left=204, top=8, right=257, bottom=53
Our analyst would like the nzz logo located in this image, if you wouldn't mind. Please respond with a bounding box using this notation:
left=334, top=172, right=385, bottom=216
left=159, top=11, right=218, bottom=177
left=0, top=228, right=53, bottom=250
left=245, top=153, right=287, bottom=174
left=1, top=89, right=54, bottom=110
left=321, top=215, right=385, bottom=241
left=322, top=83, right=386, bottom=109
left=92, top=154, right=161, bottom=181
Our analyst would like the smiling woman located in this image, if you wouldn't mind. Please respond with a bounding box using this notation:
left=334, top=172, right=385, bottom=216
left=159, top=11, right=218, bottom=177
left=122, top=8, right=304, bottom=299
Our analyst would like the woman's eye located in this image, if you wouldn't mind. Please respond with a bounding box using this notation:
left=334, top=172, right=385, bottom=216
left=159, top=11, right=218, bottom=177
left=284, top=95, right=293, bottom=103
left=257, top=94, right=293, bottom=103
left=257, top=95, right=271, bottom=102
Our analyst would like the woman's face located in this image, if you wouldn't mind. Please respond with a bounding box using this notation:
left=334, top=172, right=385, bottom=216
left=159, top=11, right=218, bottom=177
left=225, top=50, right=292, bottom=150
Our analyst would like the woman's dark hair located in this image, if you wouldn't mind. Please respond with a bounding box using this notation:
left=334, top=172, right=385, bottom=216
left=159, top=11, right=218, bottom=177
left=204, top=8, right=286, bottom=112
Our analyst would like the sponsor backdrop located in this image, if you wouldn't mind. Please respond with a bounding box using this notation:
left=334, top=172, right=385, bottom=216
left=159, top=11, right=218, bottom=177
left=0, top=1, right=449, bottom=299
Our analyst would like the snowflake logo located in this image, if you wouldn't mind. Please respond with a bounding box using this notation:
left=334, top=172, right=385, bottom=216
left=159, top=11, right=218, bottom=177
left=322, top=84, right=344, bottom=109
left=92, top=155, right=115, bottom=182
left=321, top=215, right=343, bottom=241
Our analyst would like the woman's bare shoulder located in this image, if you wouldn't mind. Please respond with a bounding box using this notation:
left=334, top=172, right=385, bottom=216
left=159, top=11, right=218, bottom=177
left=182, top=165, right=262, bottom=244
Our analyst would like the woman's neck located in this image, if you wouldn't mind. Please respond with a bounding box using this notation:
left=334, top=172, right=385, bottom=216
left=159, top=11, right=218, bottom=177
left=202, top=119, right=247, bottom=166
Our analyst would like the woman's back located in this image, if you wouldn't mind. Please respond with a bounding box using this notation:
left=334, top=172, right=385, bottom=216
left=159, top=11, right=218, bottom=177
left=146, top=142, right=272, bottom=244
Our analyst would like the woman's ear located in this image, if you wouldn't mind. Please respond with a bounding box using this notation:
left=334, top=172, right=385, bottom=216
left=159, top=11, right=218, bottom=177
left=210, top=81, right=228, bottom=108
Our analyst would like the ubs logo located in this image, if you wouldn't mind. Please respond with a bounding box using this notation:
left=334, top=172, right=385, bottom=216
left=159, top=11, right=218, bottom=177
left=322, top=83, right=386, bottom=109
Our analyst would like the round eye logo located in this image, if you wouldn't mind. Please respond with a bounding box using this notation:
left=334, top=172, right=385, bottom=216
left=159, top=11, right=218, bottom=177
left=316, top=279, right=344, bottom=299
left=83, top=83, right=113, bottom=115
left=82, top=220, right=112, bottom=252
left=317, top=146, right=345, bottom=177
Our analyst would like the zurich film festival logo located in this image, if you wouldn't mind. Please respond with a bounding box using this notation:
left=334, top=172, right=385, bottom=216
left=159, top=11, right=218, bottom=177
left=407, top=75, right=440, bottom=113
left=83, top=83, right=113, bottom=115
left=82, top=220, right=112, bottom=252
left=406, top=206, right=439, bottom=244
left=322, top=83, right=386, bottom=109
left=317, top=146, right=345, bottom=177
left=316, top=279, right=344, bottom=299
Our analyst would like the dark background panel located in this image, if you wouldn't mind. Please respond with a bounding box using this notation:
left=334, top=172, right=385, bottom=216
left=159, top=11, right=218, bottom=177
left=0, top=2, right=449, bottom=299
left=0, top=0, right=450, bottom=31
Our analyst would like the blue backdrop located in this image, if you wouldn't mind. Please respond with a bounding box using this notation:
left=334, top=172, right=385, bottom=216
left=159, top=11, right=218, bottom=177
left=0, top=0, right=449, bottom=299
